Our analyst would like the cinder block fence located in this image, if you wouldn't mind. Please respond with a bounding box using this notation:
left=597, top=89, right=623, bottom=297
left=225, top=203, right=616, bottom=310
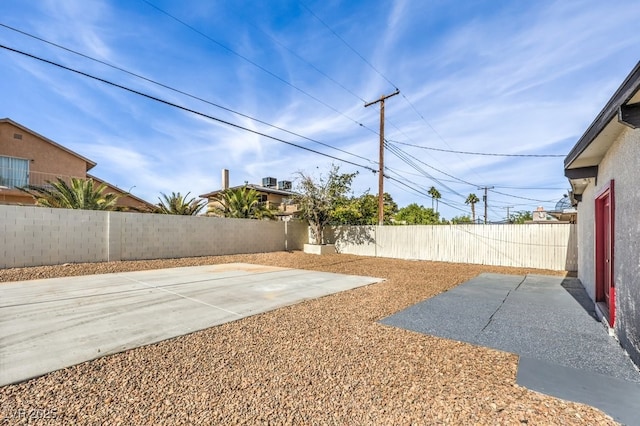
left=0, top=205, right=307, bottom=268
left=1, top=205, right=577, bottom=271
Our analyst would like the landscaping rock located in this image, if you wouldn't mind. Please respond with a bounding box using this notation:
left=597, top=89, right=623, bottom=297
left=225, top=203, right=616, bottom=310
left=0, top=252, right=616, bottom=425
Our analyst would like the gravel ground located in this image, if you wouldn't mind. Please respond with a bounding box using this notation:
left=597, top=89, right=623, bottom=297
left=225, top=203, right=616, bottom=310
left=0, top=252, right=616, bottom=425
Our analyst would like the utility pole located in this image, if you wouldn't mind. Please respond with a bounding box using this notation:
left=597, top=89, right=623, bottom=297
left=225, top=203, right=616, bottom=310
left=365, top=89, right=400, bottom=226
left=502, top=206, right=514, bottom=223
left=478, top=186, right=494, bottom=224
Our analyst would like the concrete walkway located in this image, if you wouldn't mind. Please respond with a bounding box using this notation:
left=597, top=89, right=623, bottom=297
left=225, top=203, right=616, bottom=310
left=381, top=273, right=640, bottom=425
left=0, top=263, right=382, bottom=386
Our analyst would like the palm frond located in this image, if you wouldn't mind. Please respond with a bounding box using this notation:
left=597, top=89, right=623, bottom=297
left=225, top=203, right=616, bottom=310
left=19, top=177, right=120, bottom=210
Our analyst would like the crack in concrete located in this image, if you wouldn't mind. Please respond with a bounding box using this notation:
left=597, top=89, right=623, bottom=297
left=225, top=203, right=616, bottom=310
left=480, top=275, right=528, bottom=332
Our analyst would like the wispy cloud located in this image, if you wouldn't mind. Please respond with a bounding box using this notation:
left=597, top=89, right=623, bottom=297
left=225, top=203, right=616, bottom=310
left=1, top=0, right=638, bottom=219
left=41, top=0, right=114, bottom=60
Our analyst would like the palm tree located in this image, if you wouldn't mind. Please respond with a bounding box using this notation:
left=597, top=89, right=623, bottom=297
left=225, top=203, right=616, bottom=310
left=428, top=186, right=441, bottom=213
left=21, top=177, right=120, bottom=210
left=465, top=193, right=480, bottom=223
left=156, top=192, right=205, bottom=215
left=209, top=186, right=274, bottom=220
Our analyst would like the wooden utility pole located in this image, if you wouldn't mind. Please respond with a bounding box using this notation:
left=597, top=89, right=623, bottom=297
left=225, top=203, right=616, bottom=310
left=365, top=89, right=400, bottom=225
left=478, top=186, right=494, bottom=224
left=502, top=206, right=514, bottom=223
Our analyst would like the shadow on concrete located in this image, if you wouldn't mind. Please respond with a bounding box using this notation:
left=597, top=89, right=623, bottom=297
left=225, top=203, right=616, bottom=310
left=560, top=277, right=599, bottom=321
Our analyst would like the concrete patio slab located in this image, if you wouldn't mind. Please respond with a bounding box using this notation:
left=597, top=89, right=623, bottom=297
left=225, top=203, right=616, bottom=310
left=517, top=358, right=640, bottom=426
left=381, top=273, right=640, bottom=425
left=0, top=263, right=383, bottom=386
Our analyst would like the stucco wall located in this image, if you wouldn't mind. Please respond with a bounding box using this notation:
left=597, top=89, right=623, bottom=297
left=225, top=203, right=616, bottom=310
left=577, top=125, right=640, bottom=366
left=577, top=183, right=596, bottom=300
left=0, top=121, right=88, bottom=179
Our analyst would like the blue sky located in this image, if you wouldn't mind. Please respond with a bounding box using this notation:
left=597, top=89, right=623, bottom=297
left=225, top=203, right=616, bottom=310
left=1, top=0, right=639, bottom=221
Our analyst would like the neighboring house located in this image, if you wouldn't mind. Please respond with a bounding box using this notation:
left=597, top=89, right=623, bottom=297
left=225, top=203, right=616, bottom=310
left=0, top=118, right=154, bottom=211
left=528, top=205, right=575, bottom=223
left=200, top=169, right=298, bottom=220
left=546, top=195, right=578, bottom=223
left=564, top=61, right=640, bottom=367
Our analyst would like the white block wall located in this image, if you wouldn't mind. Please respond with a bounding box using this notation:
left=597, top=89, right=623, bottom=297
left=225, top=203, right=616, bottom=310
left=0, top=205, right=308, bottom=268
left=1, top=205, right=109, bottom=267
left=1, top=205, right=576, bottom=271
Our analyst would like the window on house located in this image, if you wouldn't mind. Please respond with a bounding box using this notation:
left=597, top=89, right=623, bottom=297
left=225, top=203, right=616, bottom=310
left=258, top=194, right=268, bottom=202
left=0, top=156, right=29, bottom=188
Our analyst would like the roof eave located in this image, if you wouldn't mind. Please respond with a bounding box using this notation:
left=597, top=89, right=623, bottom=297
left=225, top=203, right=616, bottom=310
left=0, top=118, right=97, bottom=170
left=564, top=61, right=640, bottom=169
left=200, top=184, right=297, bottom=199
left=88, top=174, right=155, bottom=208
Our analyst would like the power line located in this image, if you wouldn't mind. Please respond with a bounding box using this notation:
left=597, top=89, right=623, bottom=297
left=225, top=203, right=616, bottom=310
left=388, top=139, right=565, bottom=158
left=381, top=109, right=458, bottom=176
left=386, top=162, right=560, bottom=213
left=386, top=172, right=467, bottom=213
left=1, top=32, right=540, bottom=215
left=1, top=18, right=565, bottom=215
left=384, top=173, right=468, bottom=214
left=0, top=22, right=376, bottom=167
left=298, top=3, right=543, bottom=179
left=142, top=0, right=558, bottom=209
left=493, top=185, right=568, bottom=190
left=298, top=1, right=397, bottom=90
left=230, top=17, right=367, bottom=104
left=489, top=189, right=557, bottom=203
left=264, top=1, right=563, bottom=201
left=0, top=43, right=378, bottom=173
left=296, top=0, right=473, bottom=184
left=295, top=2, right=488, bottom=188
left=139, top=0, right=379, bottom=136
left=385, top=141, right=476, bottom=188
left=385, top=141, right=561, bottom=215
left=384, top=142, right=466, bottom=198
left=387, top=168, right=566, bottom=191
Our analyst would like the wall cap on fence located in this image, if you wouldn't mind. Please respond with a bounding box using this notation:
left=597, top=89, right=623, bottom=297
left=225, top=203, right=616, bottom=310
left=303, top=244, right=336, bottom=255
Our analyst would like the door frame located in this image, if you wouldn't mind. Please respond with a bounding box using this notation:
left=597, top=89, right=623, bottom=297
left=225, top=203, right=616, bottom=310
left=595, top=179, right=615, bottom=325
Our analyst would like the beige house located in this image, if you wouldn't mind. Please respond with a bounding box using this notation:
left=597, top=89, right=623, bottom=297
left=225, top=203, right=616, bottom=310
left=564, top=61, right=640, bottom=367
left=200, top=169, right=298, bottom=220
left=0, top=118, right=154, bottom=211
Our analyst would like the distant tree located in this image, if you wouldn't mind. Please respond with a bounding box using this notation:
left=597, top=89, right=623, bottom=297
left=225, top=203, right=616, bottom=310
left=509, top=210, right=533, bottom=224
left=294, top=165, right=357, bottom=244
left=379, top=192, right=399, bottom=223
left=332, top=192, right=398, bottom=225
left=428, top=186, right=442, bottom=213
left=395, top=203, right=440, bottom=225
left=450, top=214, right=473, bottom=224
left=465, top=193, right=480, bottom=223
left=156, top=192, right=205, bottom=215
left=209, top=186, right=274, bottom=219
left=21, top=177, right=120, bottom=210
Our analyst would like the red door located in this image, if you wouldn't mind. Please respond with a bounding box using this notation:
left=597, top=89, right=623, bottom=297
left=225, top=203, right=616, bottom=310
left=602, top=195, right=612, bottom=305
left=595, top=180, right=615, bottom=325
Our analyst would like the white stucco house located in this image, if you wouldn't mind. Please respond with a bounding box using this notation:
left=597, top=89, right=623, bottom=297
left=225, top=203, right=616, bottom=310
left=564, top=61, right=640, bottom=367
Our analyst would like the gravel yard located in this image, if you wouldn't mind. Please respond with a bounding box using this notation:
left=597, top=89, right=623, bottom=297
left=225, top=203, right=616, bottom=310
left=0, top=252, right=616, bottom=425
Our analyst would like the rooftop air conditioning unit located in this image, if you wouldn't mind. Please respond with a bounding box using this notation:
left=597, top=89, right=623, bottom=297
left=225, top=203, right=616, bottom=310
left=262, top=177, right=277, bottom=188
left=278, top=180, right=292, bottom=191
